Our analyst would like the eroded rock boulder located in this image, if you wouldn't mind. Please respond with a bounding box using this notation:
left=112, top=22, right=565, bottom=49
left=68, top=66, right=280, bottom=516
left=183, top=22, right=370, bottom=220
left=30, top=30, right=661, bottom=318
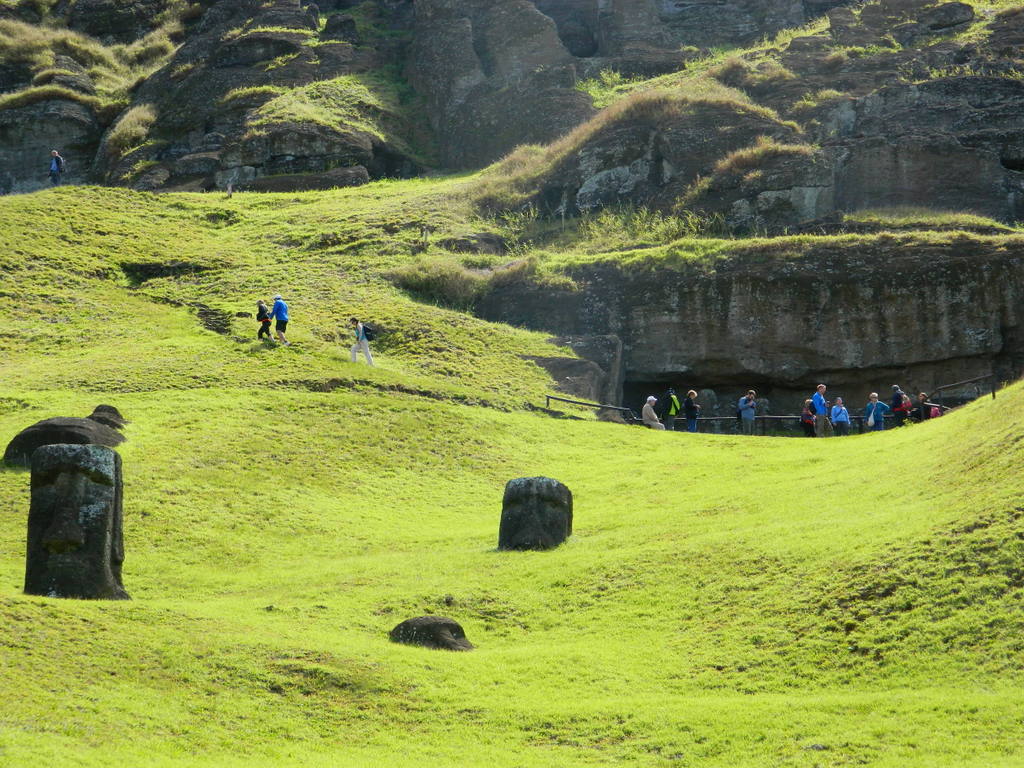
left=498, top=477, right=573, bottom=551
left=25, top=444, right=129, bottom=600
left=389, top=616, right=473, bottom=650
left=409, top=0, right=595, bottom=168
left=4, top=407, right=126, bottom=467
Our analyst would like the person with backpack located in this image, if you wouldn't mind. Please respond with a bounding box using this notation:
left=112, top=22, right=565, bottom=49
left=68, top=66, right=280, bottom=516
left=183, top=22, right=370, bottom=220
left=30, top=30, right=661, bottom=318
left=830, top=397, right=851, bottom=436
left=800, top=399, right=816, bottom=437
left=49, top=150, right=65, bottom=185
left=737, top=390, right=757, bottom=435
left=891, top=385, right=911, bottom=426
left=350, top=317, right=374, bottom=365
left=269, top=294, right=290, bottom=346
left=256, top=299, right=273, bottom=341
left=865, top=392, right=891, bottom=431
left=661, top=388, right=682, bottom=431
left=811, top=383, right=834, bottom=437
left=683, top=389, right=700, bottom=433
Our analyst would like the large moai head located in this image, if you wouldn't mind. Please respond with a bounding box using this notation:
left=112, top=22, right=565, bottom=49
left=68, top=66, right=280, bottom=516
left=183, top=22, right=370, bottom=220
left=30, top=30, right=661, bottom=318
left=25, top=444, right=129, bottom=600
left=498, top=477, right=573, bottom=551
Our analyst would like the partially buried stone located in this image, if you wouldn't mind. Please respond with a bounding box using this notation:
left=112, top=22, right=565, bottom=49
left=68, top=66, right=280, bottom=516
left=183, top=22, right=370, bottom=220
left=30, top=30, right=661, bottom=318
left=389, top=616, right=473, bottom=651
left=25, top=444, right=129, bottom=600
left=4, top=407, right=126, bottom=467
left=87, top=404, right=127, bottom=430
left=498, top=477, right=573, bottom=551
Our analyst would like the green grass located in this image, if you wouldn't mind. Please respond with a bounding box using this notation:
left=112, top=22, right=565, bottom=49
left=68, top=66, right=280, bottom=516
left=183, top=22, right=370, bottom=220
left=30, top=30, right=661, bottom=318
left=0, top=182, right=1022, bottom=766
left=0, top=18, right=182, bottom=116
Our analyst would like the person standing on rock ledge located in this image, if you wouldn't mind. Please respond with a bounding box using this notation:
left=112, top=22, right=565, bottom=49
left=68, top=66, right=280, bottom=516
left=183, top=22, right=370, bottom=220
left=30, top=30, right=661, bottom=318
left=642, top=396, right=665, bottom=430
left=48, top=150, right=65, bottom=186
left=812, top=384, right=834, bottom=438
left=269, top=294, right=290, bottom=346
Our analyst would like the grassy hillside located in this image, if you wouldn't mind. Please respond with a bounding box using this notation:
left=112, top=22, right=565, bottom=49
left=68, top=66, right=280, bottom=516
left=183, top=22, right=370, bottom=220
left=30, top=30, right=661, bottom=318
left=1, top=184, right=1023, bottom=767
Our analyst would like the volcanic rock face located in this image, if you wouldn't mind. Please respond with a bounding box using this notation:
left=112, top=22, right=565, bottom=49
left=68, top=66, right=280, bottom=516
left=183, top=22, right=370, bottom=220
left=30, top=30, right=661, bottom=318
left=25, top=444, right=129, bottom=600
left=389, top=616, right=473, bottom=650
left=0, top=100, right=99, bottom=195
left=478, top=242, right=1024, bottom=413
left=530, top=97, right=800, bottom=217
left=4, top=407, right=127, bottom=468
left=498, top=477, right=573, bottom=551
left=104, top=0, right=423, bottom=191
left=688, top=77, right=1024, bottom=232
left=409, top=0, right=595, bottom=168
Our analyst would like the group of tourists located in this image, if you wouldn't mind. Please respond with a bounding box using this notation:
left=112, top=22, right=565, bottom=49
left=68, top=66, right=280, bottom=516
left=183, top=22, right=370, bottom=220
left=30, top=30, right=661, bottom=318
left=643, top=383, right=943, bottom=435
left=797, top=383, right=943, bottom=437
left=254, top=295, right=374, bottom=365
left=642, top=389, right=702, bottom=432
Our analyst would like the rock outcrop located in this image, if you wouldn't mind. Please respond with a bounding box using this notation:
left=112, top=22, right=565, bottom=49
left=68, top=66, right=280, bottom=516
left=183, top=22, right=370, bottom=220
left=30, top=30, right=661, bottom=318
left=25, top=444, right=129, bottom=600
left=687, top=77, right=1024, bottom=231
left=478, top=238, right=1024, bottom=414
left=98, top=0, right=425, bottom=191
left=389, top=616, right=473, bottom=650
left=409, top=0, right=595, bottom=168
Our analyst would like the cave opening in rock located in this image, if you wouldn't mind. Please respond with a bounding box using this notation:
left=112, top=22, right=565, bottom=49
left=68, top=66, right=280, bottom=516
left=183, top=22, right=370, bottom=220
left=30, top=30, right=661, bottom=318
left=1000, top=155, right=1024, bottom=172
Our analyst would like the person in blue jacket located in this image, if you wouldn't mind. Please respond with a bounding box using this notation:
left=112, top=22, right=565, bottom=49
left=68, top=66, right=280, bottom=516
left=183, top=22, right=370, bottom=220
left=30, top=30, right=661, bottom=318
left=49, top=150, right=65, bottom=185
left=864, top=392, right=890, bottom=431
left=268, top=294, right=290, bottom=346
left=831, top=397, right=851, bottom=436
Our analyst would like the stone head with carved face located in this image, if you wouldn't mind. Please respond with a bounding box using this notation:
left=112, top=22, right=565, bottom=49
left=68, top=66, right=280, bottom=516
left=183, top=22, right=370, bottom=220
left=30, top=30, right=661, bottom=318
left=498, top=476, right=573, bottom=551
left=25, top=444, right=129, bottom=600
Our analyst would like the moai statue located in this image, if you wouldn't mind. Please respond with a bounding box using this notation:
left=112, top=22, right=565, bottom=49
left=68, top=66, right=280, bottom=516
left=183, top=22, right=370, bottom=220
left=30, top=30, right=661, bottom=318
left=498, top=477, right=573, bottom=551
left=25, top=444, right=129, bottom=600
left=389, top=616, right=473, bottom=651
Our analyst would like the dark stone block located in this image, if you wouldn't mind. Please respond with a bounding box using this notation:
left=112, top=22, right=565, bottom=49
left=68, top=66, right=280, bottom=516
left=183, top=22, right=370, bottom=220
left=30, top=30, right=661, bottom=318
left=389, top=615, right=473, bottom=650
left=4, top=410, right=126, bottom=468
left=498, top=477, right=573, bottom=551
left=918, top=2, right=975, bottom=30
left=87, top=405, right=127, bottom=430
left=25, top=444, right=129, bottom=600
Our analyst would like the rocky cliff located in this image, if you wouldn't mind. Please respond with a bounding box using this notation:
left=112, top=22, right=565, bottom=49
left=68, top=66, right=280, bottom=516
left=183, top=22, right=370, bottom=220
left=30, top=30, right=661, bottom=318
left=476, top=234, right=1024, bottom=414
left=489, top=0, right=1024, bottom=229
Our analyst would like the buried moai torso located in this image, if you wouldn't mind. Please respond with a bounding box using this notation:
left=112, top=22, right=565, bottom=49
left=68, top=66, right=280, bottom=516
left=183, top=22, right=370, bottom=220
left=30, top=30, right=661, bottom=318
left=25, top=444, right=129, bottom=600
left=498, top=477, right=573, bottom=551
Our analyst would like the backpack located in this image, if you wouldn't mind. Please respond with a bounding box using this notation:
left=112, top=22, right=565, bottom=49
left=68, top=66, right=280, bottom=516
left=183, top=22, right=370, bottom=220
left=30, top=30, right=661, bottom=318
left=361, top=323, right=375, bottom=341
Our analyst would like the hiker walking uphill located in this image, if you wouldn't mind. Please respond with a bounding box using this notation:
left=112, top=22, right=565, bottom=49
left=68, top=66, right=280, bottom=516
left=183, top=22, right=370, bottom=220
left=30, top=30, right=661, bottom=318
left=48, top=150, right=65, bottom=186
left=661, top=388, right=682, bottom=431
left=269, top=294, right=290, bottom=346
left=256, top=300, right=272, bottom=341
left=350, top=317, right=374, bottom=366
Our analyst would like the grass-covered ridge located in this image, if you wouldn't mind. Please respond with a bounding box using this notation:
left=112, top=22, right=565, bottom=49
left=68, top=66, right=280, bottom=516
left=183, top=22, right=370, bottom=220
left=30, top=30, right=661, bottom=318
left=0, top=182, right=1022, bottom=766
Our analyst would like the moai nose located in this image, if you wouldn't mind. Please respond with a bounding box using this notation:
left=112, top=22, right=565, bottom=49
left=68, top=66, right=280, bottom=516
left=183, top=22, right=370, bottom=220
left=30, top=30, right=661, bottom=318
left=42, top=509, right=86, bottom=553
left=42, top=471, right=87, bottom=553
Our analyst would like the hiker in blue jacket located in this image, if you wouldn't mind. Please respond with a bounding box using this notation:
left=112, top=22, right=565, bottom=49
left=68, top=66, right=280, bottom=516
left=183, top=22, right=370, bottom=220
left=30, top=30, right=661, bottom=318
left=269, top=294, right=290, bottom=346
left=49, top=150, right=65, bottom=185
left=864, top=392, right=890, bottom=431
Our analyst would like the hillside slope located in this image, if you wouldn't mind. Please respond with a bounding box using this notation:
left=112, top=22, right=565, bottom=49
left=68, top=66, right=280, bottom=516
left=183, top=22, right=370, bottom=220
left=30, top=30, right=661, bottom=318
left=1, top=184, right=1023, bottom=766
